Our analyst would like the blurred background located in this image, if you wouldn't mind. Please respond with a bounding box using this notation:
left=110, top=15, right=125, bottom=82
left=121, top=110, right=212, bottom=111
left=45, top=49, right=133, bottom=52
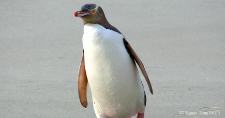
left=1, top=0, right=224, bottom=117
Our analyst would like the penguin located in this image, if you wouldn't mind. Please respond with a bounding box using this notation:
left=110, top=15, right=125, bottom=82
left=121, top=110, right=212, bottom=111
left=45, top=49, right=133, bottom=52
left=74, top=4, right=153, bottom=118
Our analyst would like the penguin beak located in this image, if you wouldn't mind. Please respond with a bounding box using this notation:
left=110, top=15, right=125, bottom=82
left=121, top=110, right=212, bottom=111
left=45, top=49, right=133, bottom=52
left=74, top=11, right=91, bottom=17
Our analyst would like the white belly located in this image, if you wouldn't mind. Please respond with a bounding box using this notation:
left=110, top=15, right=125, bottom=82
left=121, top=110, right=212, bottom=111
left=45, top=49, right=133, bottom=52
left=83, top=24, right=145, bottom=118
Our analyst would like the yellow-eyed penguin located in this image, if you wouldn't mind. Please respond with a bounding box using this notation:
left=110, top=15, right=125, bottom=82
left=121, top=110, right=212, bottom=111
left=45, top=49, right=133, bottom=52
left=74, top=4, right=153, bottom=118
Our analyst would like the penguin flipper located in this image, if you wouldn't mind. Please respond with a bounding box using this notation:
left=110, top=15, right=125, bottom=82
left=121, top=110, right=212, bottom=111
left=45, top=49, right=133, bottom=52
left=78, top=50, right=88, bottom=107
left=123, top=39, right=153, bottom=94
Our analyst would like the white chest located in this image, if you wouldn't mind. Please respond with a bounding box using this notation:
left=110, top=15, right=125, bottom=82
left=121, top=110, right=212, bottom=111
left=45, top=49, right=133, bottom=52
left=82, top=24, right=133, bottom=85
left=82, top=24, right=144, bottom=117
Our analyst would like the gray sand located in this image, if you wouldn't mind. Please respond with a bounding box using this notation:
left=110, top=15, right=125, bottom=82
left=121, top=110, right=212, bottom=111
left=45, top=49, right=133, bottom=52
left=1, top=0, right=224, bottom=118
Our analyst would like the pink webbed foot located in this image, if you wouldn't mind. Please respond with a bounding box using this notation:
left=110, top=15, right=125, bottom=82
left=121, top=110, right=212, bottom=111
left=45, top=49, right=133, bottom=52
left=137, top=113, right=144, bottom=118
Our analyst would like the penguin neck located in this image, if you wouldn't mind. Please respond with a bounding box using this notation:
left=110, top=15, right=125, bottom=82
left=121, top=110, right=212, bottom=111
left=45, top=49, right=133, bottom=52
left=83, top=20, right=121, bottom=35
left=82, top=14, right=111, bottom=30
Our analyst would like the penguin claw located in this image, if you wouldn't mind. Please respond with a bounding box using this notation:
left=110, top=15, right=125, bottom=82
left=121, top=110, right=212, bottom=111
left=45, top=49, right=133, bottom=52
left=137, top=113, right=144, bottom=118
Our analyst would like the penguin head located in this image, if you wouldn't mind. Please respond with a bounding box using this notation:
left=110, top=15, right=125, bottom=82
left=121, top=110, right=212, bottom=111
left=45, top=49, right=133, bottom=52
left=74, top=4, right=108, bottom=25
left=81, top=4, right=97, bottom=13
left=74, top=4, right=97, bottom=17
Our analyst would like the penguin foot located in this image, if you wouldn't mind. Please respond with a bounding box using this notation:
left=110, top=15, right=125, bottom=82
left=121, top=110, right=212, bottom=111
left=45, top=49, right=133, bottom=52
left=137, top=113, right=144, bottom=118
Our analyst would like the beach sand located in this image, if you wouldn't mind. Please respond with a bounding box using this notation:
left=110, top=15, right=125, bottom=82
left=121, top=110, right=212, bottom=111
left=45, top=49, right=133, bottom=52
left=0, top=0, right=224, bottom=117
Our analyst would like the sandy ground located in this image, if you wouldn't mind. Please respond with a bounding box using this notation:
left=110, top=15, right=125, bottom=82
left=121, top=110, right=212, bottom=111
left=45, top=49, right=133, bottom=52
left=1, top=0, right=225, bottom=118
